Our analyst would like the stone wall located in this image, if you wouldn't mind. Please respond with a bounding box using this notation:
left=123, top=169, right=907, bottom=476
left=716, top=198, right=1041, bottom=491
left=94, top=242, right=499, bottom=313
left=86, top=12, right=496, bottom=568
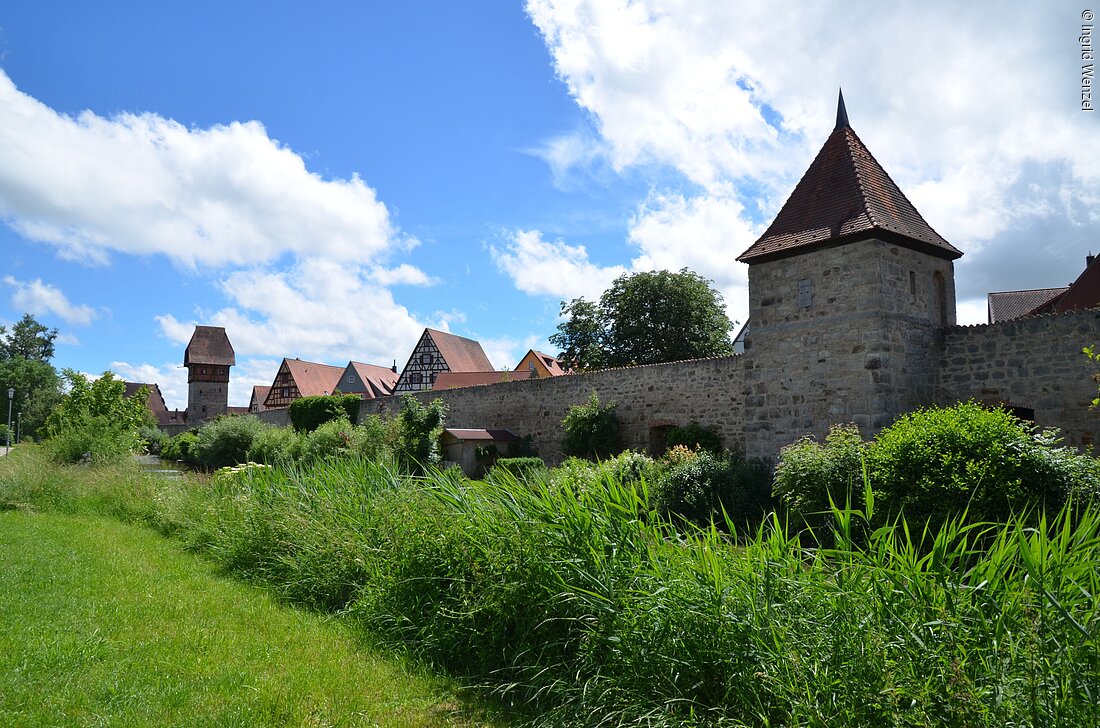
left=939, top=310, right=1100, bottom=449
left=356, top=355, right=746, bottom=465
left=743, top=238, right=956, bottom=459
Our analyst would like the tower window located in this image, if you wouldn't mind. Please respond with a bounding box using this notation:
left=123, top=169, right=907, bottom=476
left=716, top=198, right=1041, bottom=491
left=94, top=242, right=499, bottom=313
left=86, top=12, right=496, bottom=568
left=798, top=279, right=813, bottom=308
left=909, top=270, right=917, bottom=296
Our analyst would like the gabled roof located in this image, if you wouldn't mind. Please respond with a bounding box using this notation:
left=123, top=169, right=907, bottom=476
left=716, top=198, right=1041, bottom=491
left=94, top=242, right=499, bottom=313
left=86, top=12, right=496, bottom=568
left=184, top=326, right=235, bottom=367
left=342, top=361, right=399, bottom=398
left=426, top=328, right=494, bottom=372
left=738, top=91, right=961, bottom=264
left=518, top=349, right=569, bottom=376
left=433, top=370, right=535, bottom=390
left=249, top=385, right=271, bottom=406
left=1034, top=256, right=1100, bottom=316
left=987, top=288, right=1068, bottom=323
left=270, top=358, right=345, bottom=401
left=124, top=382, right=174, bottom=425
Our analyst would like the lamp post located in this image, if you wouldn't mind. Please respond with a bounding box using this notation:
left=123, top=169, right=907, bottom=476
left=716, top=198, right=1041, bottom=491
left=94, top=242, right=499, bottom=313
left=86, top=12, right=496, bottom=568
left=16, top=411, right=21, bottom=445
left=5, top=388, right=12, bottom=455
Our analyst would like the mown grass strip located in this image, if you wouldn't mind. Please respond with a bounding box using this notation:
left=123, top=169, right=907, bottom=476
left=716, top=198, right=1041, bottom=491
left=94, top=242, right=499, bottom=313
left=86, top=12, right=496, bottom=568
left=0, top=510, right=499, bottom=728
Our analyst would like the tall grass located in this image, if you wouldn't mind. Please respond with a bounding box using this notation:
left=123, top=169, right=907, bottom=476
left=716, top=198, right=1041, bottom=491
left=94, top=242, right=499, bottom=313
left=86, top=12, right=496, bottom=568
left=2, top=445, right=1097, bottom=726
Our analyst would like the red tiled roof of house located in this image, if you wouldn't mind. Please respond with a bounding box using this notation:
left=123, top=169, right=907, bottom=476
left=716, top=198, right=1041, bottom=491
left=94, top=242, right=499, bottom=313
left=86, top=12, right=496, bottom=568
left=250, top=385, right=271, bottom=407
left=347, top=361, right=399, bottom=398
left=433, top=370, right=534, bottom=390
left=1034, top=256, right=1100, bottom=316
left=987, top=287, right=1068, bottom=323
left=738, top=91, right=961, bottom=264
left=183, top=326, right=235, bottom=366
left=227, top=406, right=250, bottom=416
left=426, top=328, right=494, bottom=372
left=282, top=358, right=345, bottom=398
left=124, top=381, right=174, bottom=425
left=521, top=349, right=569, bottom=376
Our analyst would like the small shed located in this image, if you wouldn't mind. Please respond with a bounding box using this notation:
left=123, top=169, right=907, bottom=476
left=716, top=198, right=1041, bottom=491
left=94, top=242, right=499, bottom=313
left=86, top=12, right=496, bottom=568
left=440, top=428, right=523, bottom=477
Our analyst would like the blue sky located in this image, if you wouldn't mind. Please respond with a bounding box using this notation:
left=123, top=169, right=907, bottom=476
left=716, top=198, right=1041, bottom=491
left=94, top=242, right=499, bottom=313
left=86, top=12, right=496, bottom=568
left=1, top=1, right=1097, bottom=409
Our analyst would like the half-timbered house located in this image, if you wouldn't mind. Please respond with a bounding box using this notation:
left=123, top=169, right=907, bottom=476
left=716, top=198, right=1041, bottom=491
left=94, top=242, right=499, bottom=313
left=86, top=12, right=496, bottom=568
left=334, top=361, right=399, bottom=399
left=394, top=328, right=494, bottom=393
left=262, top=358, right=345, bottom=409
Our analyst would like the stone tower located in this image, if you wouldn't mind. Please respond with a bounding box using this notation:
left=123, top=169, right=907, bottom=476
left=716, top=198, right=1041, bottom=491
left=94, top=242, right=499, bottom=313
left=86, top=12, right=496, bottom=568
left=738, top=91, right=962, bottom=460
left=184, top=326, right=235, bottom=424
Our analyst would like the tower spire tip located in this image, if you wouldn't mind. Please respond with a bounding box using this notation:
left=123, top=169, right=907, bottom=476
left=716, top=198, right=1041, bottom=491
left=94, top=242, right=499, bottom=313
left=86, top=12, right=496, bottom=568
left=835, top=87, right=850, bottom=130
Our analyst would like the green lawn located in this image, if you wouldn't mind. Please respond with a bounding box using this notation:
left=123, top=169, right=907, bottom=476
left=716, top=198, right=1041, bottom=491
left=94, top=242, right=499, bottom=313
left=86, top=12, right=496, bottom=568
left=0, top=510, right=499, bottom=728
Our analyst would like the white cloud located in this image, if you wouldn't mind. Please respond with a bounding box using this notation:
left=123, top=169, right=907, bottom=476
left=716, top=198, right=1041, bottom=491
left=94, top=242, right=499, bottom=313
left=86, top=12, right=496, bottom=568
left=524, top=0, right=1100, bottom=305
left=479, top=333, right=543, bottom=370
left=490, top=228, right=627, bottom=301
left=368, top=264, right=438, bottom=287
left=3, top=275, right=97, bottom=326
left=109, top=361, right=188, bottom=411
left=157, top=257, right=426, bottom=369
left=0, top=69, right=402, bottom=269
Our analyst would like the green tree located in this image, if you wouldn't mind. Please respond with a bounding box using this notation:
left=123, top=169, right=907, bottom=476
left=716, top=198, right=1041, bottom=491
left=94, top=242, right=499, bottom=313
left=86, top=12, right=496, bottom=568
left=0, top=313, right=58, bottom=361
left=549, top=298, right=606, bottom=371
left=45, top=370, right=152, bottom=464
left=0, top=313, right=63, bottom=440
left=560, top=391, right=621, bottom=460
left=550, top=269, right=734, bottom=370
left=396, top=395, right=447, bottom=471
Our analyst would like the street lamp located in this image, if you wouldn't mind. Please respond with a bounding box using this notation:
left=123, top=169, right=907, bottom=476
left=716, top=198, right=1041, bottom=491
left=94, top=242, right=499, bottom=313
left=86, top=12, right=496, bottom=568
left=5, top=388, right=13, bottom=455
left=16, top=411, right=21, bottom=445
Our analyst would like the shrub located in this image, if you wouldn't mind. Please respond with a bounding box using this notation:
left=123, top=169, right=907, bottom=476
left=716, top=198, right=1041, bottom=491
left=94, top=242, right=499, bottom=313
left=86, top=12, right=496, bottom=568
left=162, top=431, right=200, bottom=463
left=247, top=425, right=301, bottom=464
left=869, top=403, right=1096, bottom=527
left=656, top=451, right=771, bottom=529
left=299, top=417, right=359, bottom=462
left=773, top=424, right=867, bottom=528
left=44, top=371, right=151, bottom=465
left=191, top=415, right=269, bottom=469
left=665, top=422, right=722, bottom=454
left=396, top=395, right=446, bottom=471
left=289, top=394, right=361, bottom=433
left=491, top=456, right=546, bottom=480
left=137, top=424, right=168, bottom=456
left=561, top=391, right=620, bottom=460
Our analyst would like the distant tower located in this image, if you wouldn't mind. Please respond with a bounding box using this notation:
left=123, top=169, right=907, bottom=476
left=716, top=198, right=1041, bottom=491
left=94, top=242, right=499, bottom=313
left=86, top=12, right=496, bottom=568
left=737, top=90, right=962, bottom=459
left=184, top=326, right=235, bottom=423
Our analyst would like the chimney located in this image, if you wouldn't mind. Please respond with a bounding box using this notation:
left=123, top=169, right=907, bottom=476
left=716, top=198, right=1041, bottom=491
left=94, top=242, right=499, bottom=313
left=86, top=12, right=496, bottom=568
left=392, top=359, right=398, bottom=373
left=1088, top=252, right=1096, bottom=269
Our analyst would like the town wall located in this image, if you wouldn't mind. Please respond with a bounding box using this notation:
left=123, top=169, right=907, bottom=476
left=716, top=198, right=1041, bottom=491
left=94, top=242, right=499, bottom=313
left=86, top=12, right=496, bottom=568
left=938, top=310, right=1100, bottom=449
left=356, top=355, right=746, bottom=465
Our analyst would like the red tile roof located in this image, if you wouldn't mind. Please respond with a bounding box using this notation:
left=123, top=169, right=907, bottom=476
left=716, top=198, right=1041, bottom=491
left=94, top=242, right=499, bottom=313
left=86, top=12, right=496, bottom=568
left=279, top=358, right=345, bottom=399
left=738, top=94, right=961, bottom=264
left=250, top=385, right=271, bottom=408
left=183, top=326, right=235, bottom=366
left=124, top=382, right=175, bottom=425
left=987, top=288, right=1068, bottom=323
left=518, top=349, right=570, bottom=376
left=345, top=361, right=399, bottom=398
left=1034, top=256, right=1100, bottom=316
left=433, top=370, right=534, bottom=390
left=426, top=328, right=494, bottom=372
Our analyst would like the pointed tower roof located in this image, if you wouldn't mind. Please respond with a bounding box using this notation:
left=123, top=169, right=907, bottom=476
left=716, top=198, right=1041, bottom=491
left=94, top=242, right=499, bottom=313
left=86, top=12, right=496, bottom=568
left=737, top=91, right=961, bottom=264
left=183, top=325, right=235, bottom=366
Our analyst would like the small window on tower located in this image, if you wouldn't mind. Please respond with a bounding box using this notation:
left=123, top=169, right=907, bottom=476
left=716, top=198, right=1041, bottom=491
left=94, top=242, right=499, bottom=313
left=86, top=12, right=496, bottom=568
left=909, top=270, right=917, bottom=296
left=798, top=278, right=813, bottom=308
left=201, top=367, right=207, bottom=375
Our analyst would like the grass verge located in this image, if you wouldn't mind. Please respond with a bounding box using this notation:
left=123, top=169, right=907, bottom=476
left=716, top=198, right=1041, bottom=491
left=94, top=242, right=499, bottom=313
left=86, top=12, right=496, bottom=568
left=0, top=509, right=498, bottom=728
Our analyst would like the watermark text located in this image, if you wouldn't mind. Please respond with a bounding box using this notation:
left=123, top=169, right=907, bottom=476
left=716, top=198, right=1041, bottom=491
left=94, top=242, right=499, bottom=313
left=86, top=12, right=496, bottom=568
left=1084, top=10, right=1095, bottom=110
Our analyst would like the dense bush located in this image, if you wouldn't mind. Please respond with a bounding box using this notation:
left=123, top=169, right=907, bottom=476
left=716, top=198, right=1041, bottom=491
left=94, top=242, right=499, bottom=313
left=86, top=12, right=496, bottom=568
left=773, top=424, right=867, bottom=529
left=246, top=425, right=301, bottom=464
left=656, top=449, right=772, bottom=529
left=162, top=431, right=199, bottom=463
left=396, top=395, right=446, bottom=471
left=665, top=421, right=722, bottom=454
left=289, top=394, right=361, bottom=433
left=137, top=424, right=169, bottom=456
left=190, top=415, right=270, bottom=469
left=490, top=456, right=545, bottom=480
left=561, top=391, right=621, bottom=460
left=869, top=403, right=1100, bottom=527
left=44, top=371, right=152, bottom=465
left=774, top=404, right=1100, bottom=532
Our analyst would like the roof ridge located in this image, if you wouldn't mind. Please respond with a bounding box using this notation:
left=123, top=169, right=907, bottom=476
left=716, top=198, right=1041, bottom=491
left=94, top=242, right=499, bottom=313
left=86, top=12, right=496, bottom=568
left=844, top=128, right=878, bottom=229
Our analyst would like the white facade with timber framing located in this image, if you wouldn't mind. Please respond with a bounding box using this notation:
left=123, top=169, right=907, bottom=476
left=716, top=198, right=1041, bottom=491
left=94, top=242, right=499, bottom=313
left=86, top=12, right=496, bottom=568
left=395, top=328, right=495, bottom=393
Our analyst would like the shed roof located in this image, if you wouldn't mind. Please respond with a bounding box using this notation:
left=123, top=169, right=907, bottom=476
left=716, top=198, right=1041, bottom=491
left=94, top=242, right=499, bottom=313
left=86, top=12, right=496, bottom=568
left=183, top=326, right=235, bottom=367
left=441, top=428, right=522, bottom=443
left=738, top=91, right=960, bottom=264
